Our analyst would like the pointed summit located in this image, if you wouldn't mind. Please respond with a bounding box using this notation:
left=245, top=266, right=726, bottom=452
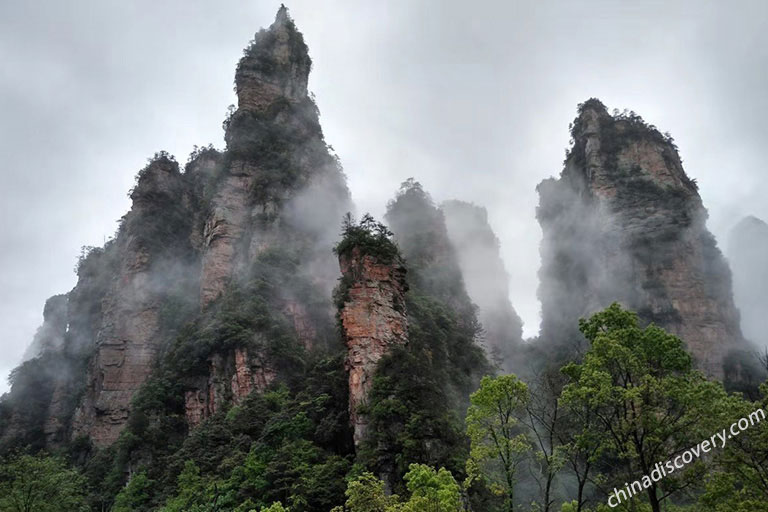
left=275, top=4, right=290, bottom=25
left=233, top=5, right=311, bottom=112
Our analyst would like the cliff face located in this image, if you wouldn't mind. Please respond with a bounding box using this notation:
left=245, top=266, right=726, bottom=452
left=442, top=200, right=523, bottom=371
left=180, top=7, right=350, bottom=428
left=72, top=156, right=192, bottom=446
left=338, top=247, right=408, bottom=446
left=538, top=99, right=746, bottom=376
left=201, top=5, right=348, bottom=308
left=0, top=7, right=351, bottom=449
left=728, top=216, right=768, bottom=349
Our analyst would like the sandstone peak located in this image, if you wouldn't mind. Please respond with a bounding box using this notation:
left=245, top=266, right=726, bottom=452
left=539, top=101, right=747, bottom=377
left=234, top=4, right=311, bottom=110
left=733, top=215, right=768, bottom=233
left=275, top=4, right=290, bottom=25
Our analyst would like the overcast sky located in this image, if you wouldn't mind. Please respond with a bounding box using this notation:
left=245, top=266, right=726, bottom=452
left=1, top=0, right=767, bottom=394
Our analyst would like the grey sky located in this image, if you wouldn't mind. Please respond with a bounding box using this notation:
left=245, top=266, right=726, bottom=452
left=1, top=0, right=767, bottom=394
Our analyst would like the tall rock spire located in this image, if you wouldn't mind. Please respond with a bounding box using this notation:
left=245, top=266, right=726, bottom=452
left=231, top=5, right=310, bottom=115
left=0, top=7, right=354, bottom=449
left=201, top=5, right=350, bottom=307
left=338, top=245, right=408, bottom=447
left=537, top=99, right=747, bottom=377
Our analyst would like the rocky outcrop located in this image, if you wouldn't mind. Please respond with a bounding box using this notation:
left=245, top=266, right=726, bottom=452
left=184, top=347, right=275, bottom=428
left=199, top=5, right=349, bottom=308
left=339, top=247, right=408, bottom=446
left=2, top=6, right=351, bottom=450
left=728, top=216, right=768, bottom=349
left=537, top=99, right=747, bottom=376
left=442, top=200, right=523, bottom=371
left=23, top=295, right=68, bottom=359
left=71, top=156, right=191, bottom=446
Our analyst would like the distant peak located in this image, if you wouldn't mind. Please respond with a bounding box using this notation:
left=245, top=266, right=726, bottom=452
left=233, top=3, right=311, bottom=111
left=274, top=4, right=292, bottom=27
left=734, top=215, right=768, bottom=233
left=578, top=98, right=609, bottom=116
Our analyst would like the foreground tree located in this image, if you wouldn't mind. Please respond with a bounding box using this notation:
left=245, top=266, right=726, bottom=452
left=522, top=369, right=568, bottom=512
left=331, top=472, right=399, bottom=512
left=332, top=465, right=462, bottom=512
left=465, top=374, right=531, bottom=512
left=260, top=503, right=290, bottom=512
left=400, top=464, right=463, bottom=512
left=561, top=303, right=730, bottom=512
left=0, top=452, right=89, bottom=512
left=699, top=382, right=768, bottom=511
left=112, top=470, right=152, bottom=512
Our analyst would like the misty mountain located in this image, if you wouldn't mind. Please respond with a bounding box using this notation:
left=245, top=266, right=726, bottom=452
left=728, top=215, right=768, bottom=349
left=0, top=6, right=765, bottom=512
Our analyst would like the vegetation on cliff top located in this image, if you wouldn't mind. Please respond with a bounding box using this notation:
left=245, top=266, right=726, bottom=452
left=333, top=213, right=400, bottom=264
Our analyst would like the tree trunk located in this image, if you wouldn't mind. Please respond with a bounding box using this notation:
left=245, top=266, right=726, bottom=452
left=647, top=487, right=661, bottom=512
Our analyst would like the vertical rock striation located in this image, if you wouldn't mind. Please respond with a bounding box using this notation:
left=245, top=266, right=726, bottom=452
left=2, top=6, right=351, bottom=449
left=537, top=99, right=747, bottom=376
left=200, top=5, right=349, bottom=309
left=72, top=156, right=191, bottom=446
left=338, top=247, right=408, bottom=447
left=182, top=6, right=350, bottom=426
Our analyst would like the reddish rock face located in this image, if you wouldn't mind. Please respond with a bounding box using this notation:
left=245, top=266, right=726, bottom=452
left=184, top=347, right=275, bottom=428
left=338, top=247, right=408, bottom=446
left=537, top=100, right=747, bottom=376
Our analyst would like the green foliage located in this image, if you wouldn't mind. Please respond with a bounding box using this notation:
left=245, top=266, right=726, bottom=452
left=104, top=352, right=353, bottom=512
left=401, top=463, right=463, bottom=512
left=158, top=460, right=220, bottom=512
left=334, top=472, right=398, bottom=512
left=223, top=96, right=337, bottom=212
left=359, top=294, right=484, bottom=489
left=696, top=381, right=768, bottom=510
left=357, top=179, right=489, bottom=492
left=261, top=503, right=290, bottom=512
left=0, top=452, right=89, bottom=512
left=333, top=213, right=399, bottom=264
left=331, top=466, right=462, bottom=512
left=112, top=471, right=153, bottom=512
left=561, top=303, right=731, bottom=511
left=465, top=375, right=531, bottom=511
left=124, top=151, right=195, bottom=259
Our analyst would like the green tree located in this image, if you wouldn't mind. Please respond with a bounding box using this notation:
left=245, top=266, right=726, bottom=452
left=159, top=460, right=222, bottom=512
left=560, top=303, right=730, bottom=512
left=331, top=472, right=400, bottom=512
left=0, top=452, right=89, bottom=512
left=523, top=369, right=568, bottom=512
left=260, top=503, right=290, bottom=512
left=112, top=470, right=153, bottom=512
left=400, top=463, right=462, bottom=512
left=465, top=374, right=531, bottom=512
left=698, top=382, right=768, bottom=511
